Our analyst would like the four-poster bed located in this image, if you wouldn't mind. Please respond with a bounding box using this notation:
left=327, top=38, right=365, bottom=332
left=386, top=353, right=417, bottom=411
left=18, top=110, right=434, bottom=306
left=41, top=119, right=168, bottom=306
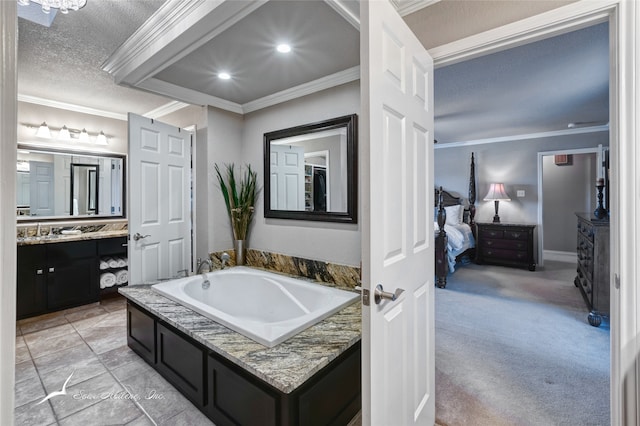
left=435, top=153, right=477, bottom=288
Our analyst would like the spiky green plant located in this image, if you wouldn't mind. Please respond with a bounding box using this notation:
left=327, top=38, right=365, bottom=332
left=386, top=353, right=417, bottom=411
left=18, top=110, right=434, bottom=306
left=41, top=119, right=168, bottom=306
left=215, top=163, right=259, bottom=241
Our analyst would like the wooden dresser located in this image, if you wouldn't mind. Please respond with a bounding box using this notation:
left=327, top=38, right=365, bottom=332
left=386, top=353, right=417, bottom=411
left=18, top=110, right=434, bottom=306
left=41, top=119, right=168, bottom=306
left=574, top=213, right=610, bottom=327
left=475, top=223, right=536, bottom=271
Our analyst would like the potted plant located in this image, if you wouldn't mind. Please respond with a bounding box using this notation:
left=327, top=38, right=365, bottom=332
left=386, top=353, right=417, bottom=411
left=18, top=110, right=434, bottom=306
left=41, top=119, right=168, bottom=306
left=215, top=163, right=259, bottom=265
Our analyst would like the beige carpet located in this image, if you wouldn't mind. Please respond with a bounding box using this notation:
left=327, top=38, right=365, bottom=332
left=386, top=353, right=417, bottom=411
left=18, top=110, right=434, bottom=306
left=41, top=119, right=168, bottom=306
left=435, top=260, right=610, bottom=426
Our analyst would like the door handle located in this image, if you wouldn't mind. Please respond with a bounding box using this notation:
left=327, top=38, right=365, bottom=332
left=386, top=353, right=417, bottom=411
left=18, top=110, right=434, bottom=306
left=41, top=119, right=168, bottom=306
left=133, top=232, right=150, bottom=241
left=374, top=284, right=404, bottom=305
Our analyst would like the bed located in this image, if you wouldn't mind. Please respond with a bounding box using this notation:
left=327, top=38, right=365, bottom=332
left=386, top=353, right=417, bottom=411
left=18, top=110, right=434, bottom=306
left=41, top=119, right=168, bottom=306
left=435, top=153, right=476, bottom=288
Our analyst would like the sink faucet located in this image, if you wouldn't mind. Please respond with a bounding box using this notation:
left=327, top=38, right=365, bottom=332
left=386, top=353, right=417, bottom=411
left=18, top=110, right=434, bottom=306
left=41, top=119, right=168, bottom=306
left=221, top=252, right=230, bottom=269
left=197, top=258, right=213, bottom=289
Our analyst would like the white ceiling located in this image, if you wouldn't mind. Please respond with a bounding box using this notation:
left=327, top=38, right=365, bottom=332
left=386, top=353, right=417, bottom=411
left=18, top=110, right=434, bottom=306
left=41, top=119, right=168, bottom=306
left=16, top=0, right=609, bottom=145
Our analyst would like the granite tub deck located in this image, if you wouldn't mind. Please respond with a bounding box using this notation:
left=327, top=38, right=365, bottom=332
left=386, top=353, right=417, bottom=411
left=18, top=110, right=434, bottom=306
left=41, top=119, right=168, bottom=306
left=119, top=283, right=361, bottom=394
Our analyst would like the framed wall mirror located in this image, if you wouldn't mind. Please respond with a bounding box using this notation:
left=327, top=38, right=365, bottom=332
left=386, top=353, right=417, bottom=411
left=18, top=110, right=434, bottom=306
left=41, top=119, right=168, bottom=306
left=17, top=144, right=125, bottom=221
left=264, top=114, right=357, bottom=223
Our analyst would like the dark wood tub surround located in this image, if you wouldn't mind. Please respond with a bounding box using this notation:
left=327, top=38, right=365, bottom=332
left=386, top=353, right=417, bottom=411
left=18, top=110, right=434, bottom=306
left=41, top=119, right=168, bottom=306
left=435, top=153, right=476, bottom=288
left=121, top=285, right=361, bottom=426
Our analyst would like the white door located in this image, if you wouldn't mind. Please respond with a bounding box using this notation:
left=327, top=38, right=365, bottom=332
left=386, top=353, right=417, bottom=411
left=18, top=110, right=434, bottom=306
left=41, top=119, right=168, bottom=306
left=128, top=113, right=192, bottom=284
left=29, top=161, right=54, bottom=217
left=361, top=1, right=435, bottom=425
left=270, top=144, right=305, bottom=210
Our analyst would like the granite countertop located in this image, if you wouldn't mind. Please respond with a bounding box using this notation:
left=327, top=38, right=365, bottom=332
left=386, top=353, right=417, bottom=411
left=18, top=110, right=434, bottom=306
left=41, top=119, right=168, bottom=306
left=17, top=230, right=128, bottom=246
left=119, top=283, right=361, bottom=394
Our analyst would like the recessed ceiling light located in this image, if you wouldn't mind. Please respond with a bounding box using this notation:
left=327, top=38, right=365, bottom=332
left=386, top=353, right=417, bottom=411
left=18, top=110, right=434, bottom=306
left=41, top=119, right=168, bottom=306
left=218, top=72, right=231, bottom=80
left=276, top=44, right=291, bottom=53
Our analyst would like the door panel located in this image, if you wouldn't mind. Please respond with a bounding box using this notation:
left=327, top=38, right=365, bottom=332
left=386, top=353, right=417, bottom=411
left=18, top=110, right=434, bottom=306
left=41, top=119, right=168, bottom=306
left=129, top=112, right=192, bottom=284
left=361, top=1, right=435, bottom=425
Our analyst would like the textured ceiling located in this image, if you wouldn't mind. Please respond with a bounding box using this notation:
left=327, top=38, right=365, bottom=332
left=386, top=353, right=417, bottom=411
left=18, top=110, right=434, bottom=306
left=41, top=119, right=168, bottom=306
left=153, top=1, right=360, bottom=105
left=434, top=22, right=609, bottom=143
left=17, top=0, right=609, bottom=143
left=18, top=0, right=169, bottom=115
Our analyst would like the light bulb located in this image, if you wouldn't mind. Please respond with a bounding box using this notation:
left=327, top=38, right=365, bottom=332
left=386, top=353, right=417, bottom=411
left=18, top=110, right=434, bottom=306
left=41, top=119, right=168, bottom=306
left=95, top=131, right=108, bottom=145
left=79, top=128, right=89, bottom=143
left=35, top=122, right=52, bottom=139
left=58, top=125, right=71, bottom=141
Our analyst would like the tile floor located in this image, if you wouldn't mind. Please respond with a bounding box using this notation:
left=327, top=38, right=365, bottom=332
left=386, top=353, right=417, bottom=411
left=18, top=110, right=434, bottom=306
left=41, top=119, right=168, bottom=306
left=15, top=295, right=213, bottom=426
left=15, top=295, right=363, bottom=426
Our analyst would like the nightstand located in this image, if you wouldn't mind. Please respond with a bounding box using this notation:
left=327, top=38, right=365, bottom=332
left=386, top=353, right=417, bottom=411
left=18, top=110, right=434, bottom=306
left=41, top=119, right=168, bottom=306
left=475, top=223, right=536, bottom=271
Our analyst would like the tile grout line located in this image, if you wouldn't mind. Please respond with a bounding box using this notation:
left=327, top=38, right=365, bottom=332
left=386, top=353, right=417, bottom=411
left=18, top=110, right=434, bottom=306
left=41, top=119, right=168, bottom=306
left=65, top=301, right=160, bottom=425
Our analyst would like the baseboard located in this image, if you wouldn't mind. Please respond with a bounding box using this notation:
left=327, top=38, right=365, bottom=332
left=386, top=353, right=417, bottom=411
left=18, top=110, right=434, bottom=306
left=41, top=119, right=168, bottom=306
left=543, top=250, right=577, bottom=264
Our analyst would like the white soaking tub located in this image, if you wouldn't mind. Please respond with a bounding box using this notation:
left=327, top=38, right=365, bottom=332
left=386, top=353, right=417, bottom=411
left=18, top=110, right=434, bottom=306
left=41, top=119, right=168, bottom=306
left=152, top=266, right=359, bottom=347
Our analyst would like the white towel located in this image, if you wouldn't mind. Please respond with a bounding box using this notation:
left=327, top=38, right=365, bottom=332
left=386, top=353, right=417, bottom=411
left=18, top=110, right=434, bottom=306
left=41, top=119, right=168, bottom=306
left=115, top=269, right=128, bottom=285
left=116, top=257, right=127, bottom=268
left=99, top=260, right=109, bottom=270
left=107, top=258, right=119, bottom=268
left=100, top=272, right=116, bottom=289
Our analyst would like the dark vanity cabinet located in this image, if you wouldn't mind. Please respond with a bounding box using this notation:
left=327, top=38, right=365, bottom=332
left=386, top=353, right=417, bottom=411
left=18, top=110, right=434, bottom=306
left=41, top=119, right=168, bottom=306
left=46, top=240, right=99, bottom=311
left=17, top=237, right=127, bottom=320
left=17, top=241, right=98, bottom=318
left=16, top=245, right=47, bottom=318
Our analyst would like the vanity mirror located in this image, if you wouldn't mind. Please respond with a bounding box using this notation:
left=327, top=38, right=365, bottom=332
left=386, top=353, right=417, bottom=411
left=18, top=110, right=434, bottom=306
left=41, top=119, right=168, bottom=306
left=16, top=144, right=125, bottom=221
left=264, top=114, right=357, bottom=223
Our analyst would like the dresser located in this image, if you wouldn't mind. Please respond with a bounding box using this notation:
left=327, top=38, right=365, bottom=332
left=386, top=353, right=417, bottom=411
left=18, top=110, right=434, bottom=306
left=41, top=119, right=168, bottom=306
left=574, top=213, right=610, bottom=327
left=475, top=223, right=536, bottom=271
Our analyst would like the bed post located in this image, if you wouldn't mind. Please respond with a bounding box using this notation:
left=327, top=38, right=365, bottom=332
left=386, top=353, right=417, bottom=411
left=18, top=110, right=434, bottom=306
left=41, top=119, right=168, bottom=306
left=468, top=152, right=476, bottom=228
left=435, top=187, right=448, bottom=288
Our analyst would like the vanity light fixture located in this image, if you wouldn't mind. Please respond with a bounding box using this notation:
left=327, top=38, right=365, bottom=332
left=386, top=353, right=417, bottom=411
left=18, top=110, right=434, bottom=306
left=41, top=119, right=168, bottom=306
left=218, top=72, right=231, bottom=80
left=79, top=128, right=90, bottom=143
left=95, top=131, right=108, bottom=145
left=17, top=0, right=87, bottom=15
left=276, top=43, right=292, bottom=53
left=25, top=122, right=108, bottom=145
left=35, top=122, right=52, bottom=139
left=58, top=125, right=71, bottom=141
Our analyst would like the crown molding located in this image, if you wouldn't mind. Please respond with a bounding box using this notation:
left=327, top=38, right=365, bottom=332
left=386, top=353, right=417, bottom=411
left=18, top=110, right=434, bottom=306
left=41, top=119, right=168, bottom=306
left=143, top=100, right=191, bottom=119
left=138, top=78, right=243, bottom=115
left=18, top=94, right=127, bottom=121
left=324, top=0, right=360, bottom=30
left=434, top=124, right=609, bottom=149
left=429, top=0, right=617, bottom=68
left=390, top=0, right=440, bottom=17
left=242, top=66, right=360, bottom=114
left=102, top=0, right=267, bottom=87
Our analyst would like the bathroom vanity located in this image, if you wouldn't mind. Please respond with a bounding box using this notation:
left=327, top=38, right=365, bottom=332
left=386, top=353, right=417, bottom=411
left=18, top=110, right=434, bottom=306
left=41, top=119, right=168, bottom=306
left=120, top=285, right=361, bottom=426
left=17, top=233, right=127, bottom=319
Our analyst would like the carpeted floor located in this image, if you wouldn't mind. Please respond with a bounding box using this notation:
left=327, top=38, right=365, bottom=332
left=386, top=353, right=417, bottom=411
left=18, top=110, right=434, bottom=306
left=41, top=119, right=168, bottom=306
left=435, top=260, right=610, bottom=426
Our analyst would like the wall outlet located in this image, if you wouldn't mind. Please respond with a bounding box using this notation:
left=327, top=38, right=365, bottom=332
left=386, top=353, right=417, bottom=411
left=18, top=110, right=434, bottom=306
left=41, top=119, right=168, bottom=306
left=516, top=190, right=525, bottom=197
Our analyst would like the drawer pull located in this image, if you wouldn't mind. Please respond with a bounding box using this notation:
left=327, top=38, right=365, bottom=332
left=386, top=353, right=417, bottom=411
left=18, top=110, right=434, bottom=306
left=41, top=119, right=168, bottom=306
left=48, top=267, right=55, bottom=273
left=36, top=269, right=43, bottom=275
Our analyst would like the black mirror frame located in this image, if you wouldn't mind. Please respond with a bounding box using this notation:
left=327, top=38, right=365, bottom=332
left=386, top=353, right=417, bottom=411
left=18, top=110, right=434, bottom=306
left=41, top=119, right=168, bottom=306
left=263, top=114, right=358, bottom=224
left=70, top=163, right=99, bottom=215
left=16, top=144, right=126, bottom=223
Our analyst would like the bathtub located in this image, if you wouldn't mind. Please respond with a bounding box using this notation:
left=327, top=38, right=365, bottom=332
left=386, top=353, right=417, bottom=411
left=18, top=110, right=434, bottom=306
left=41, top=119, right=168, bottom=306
left=151, top=266, right=359, bottom=347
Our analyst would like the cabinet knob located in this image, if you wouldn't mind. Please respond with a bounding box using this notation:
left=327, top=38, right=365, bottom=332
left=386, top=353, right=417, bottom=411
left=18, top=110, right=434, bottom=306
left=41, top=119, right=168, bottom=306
left=48, top=267, right=55, bottom=273
left=36, top=269, right=43, bottom=275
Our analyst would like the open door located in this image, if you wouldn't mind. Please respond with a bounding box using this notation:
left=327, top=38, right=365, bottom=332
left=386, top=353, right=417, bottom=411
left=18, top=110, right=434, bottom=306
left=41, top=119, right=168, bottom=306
left=128, top=113, right=192, bottom=284
left=360, top=1, right=435, bottom=425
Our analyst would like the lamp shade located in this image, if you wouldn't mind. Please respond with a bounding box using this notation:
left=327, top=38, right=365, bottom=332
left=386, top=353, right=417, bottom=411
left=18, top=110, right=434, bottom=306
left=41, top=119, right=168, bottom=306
left=483, top=183, right=511, bottom=201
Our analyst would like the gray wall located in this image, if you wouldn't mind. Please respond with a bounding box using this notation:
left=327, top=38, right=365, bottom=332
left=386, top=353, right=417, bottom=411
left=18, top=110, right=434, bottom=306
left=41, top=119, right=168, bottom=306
left=542, top=153, right=596, bottom=252
left=241, top=81, right=361, bottom=266
left=434, top=131, right=609, bottom=261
